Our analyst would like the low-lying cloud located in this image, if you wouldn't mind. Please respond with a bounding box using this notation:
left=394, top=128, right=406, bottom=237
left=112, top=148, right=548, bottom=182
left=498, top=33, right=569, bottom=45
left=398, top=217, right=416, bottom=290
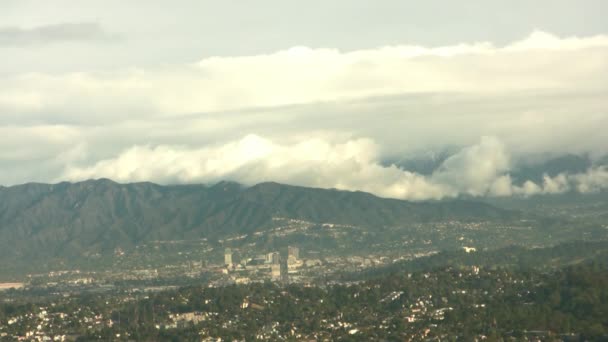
left=61, top=135, right=608, bottom=200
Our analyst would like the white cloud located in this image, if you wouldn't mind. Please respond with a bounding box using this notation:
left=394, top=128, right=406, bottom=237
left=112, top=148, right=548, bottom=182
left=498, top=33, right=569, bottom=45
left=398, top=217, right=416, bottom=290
left=1, top=31, right=607, bottom=118
left=570, top=167, right=608, bottom=193
left=505, top=30, right=608, bottom=51
left=541, top=173, right=570, bottom=194
left=431, top=137, right=511, bottom=196
left=60, top=135, right=608, bottom=200
left=504, top=167, right=608, bottom=196
left=0, top=31, right=607, bottom=193
left=517, top=181, right=543, bottom=197
left=60, top=134, right=453, bottom=200
left=489, top=175, right=515, bottom=197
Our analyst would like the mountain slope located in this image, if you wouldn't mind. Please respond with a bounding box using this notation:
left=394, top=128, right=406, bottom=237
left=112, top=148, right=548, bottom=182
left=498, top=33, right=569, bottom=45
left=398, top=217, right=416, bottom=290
left=0, top=179, right=515, bottom=263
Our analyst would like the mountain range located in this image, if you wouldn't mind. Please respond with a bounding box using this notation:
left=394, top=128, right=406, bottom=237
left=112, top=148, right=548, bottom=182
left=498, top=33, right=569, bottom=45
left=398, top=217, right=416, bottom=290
left=0, top=179, right=514, bottom=266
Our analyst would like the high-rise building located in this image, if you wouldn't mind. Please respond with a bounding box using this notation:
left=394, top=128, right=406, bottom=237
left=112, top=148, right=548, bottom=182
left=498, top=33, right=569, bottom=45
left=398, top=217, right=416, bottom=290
left=288, top=246, right=299, bottom=260
left=271, top=262, right=288, bottom=282
left=224, top=248, right=234, bottom=265
left=271, top=264, right=281, bottom=281
left=266, top=252, right=280, bottom=265
left=281, top=259, right=289, bottom=283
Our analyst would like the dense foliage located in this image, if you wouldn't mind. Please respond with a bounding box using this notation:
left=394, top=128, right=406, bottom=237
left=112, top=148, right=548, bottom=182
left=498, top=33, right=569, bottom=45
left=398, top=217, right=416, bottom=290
left=2, top=261, right=606, bottom=341
left=352, top=240, right=608, bottom=279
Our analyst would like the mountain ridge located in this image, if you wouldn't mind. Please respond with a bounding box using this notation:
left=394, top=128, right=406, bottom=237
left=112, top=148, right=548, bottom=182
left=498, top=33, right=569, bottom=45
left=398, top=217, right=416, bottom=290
left=0, top=179, right=517, bottom=270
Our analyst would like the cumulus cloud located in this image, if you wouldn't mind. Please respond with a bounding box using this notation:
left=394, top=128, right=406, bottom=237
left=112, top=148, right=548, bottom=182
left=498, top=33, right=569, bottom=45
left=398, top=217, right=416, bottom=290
left=553, top=167, right=608, bottom=194
left=483, top=166, right=608, bottom=198
left=0, top=22, right=118, bottom=46
left=60, top=134, right=455, bottom=200
left=431, top=137, right=511, bottom=196
left=0, top=31, right=607, bottom=195
left=60, top=135, right=608, bottom=200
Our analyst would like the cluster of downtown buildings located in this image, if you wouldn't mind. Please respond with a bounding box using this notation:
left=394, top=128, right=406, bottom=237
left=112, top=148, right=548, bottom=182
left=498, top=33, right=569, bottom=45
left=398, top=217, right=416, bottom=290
left=223, top=246, right=300, bottom=283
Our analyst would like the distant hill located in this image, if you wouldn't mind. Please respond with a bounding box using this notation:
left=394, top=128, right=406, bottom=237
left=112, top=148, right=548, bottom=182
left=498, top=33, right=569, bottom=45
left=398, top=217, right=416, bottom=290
left=351, top=240, right=608, bottom=280
left=0, top=179, right=514, bottom=265
left=391, top=152, right=608, bottom=186
left=511, top=154, right=593, bottom=185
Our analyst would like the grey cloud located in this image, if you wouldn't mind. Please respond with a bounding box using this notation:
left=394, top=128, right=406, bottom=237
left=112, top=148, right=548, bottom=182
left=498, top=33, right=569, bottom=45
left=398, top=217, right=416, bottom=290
left=0, top=22, right=119, bottom=46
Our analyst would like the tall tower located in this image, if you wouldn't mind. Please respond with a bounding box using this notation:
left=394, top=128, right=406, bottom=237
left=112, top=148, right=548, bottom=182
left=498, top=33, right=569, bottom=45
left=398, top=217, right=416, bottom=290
left=271, top=264, right=281, bottom=281
left=271, top=262, right=288, bottom=283
left=266, top=252, right=280, bottom=265
left=288, top=246, right=299, bottom=260
left=224, top=248, right=234, bottom=266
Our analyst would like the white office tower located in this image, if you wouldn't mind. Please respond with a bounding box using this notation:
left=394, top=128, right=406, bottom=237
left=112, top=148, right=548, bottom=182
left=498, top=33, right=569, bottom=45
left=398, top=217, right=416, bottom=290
left=288, top=246, right=299, bottom=260
left=224, top=248, right=234, bottom=266
left=271, top=264, right=281, bottom=281
left=266, top=252, right=280, bottom=265
left=271, top=262, right=287, bottom=282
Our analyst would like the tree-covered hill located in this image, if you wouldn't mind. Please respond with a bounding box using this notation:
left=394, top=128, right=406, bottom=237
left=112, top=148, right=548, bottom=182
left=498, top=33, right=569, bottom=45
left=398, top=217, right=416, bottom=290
left=351, top=240, right=608, bottom=280
left=0, top=179, right=515, bottom=264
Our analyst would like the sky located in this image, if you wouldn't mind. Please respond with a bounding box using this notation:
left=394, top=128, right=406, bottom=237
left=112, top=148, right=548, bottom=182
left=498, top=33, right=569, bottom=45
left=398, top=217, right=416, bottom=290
left=1, top=1, right=607, bottom=200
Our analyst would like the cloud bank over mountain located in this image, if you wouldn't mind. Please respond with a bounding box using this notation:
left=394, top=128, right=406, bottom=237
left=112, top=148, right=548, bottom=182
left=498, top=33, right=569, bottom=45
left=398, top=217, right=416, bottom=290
left=61, top=135, right=608, bottom=201
left=1, top=31, right=607, bottom=199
